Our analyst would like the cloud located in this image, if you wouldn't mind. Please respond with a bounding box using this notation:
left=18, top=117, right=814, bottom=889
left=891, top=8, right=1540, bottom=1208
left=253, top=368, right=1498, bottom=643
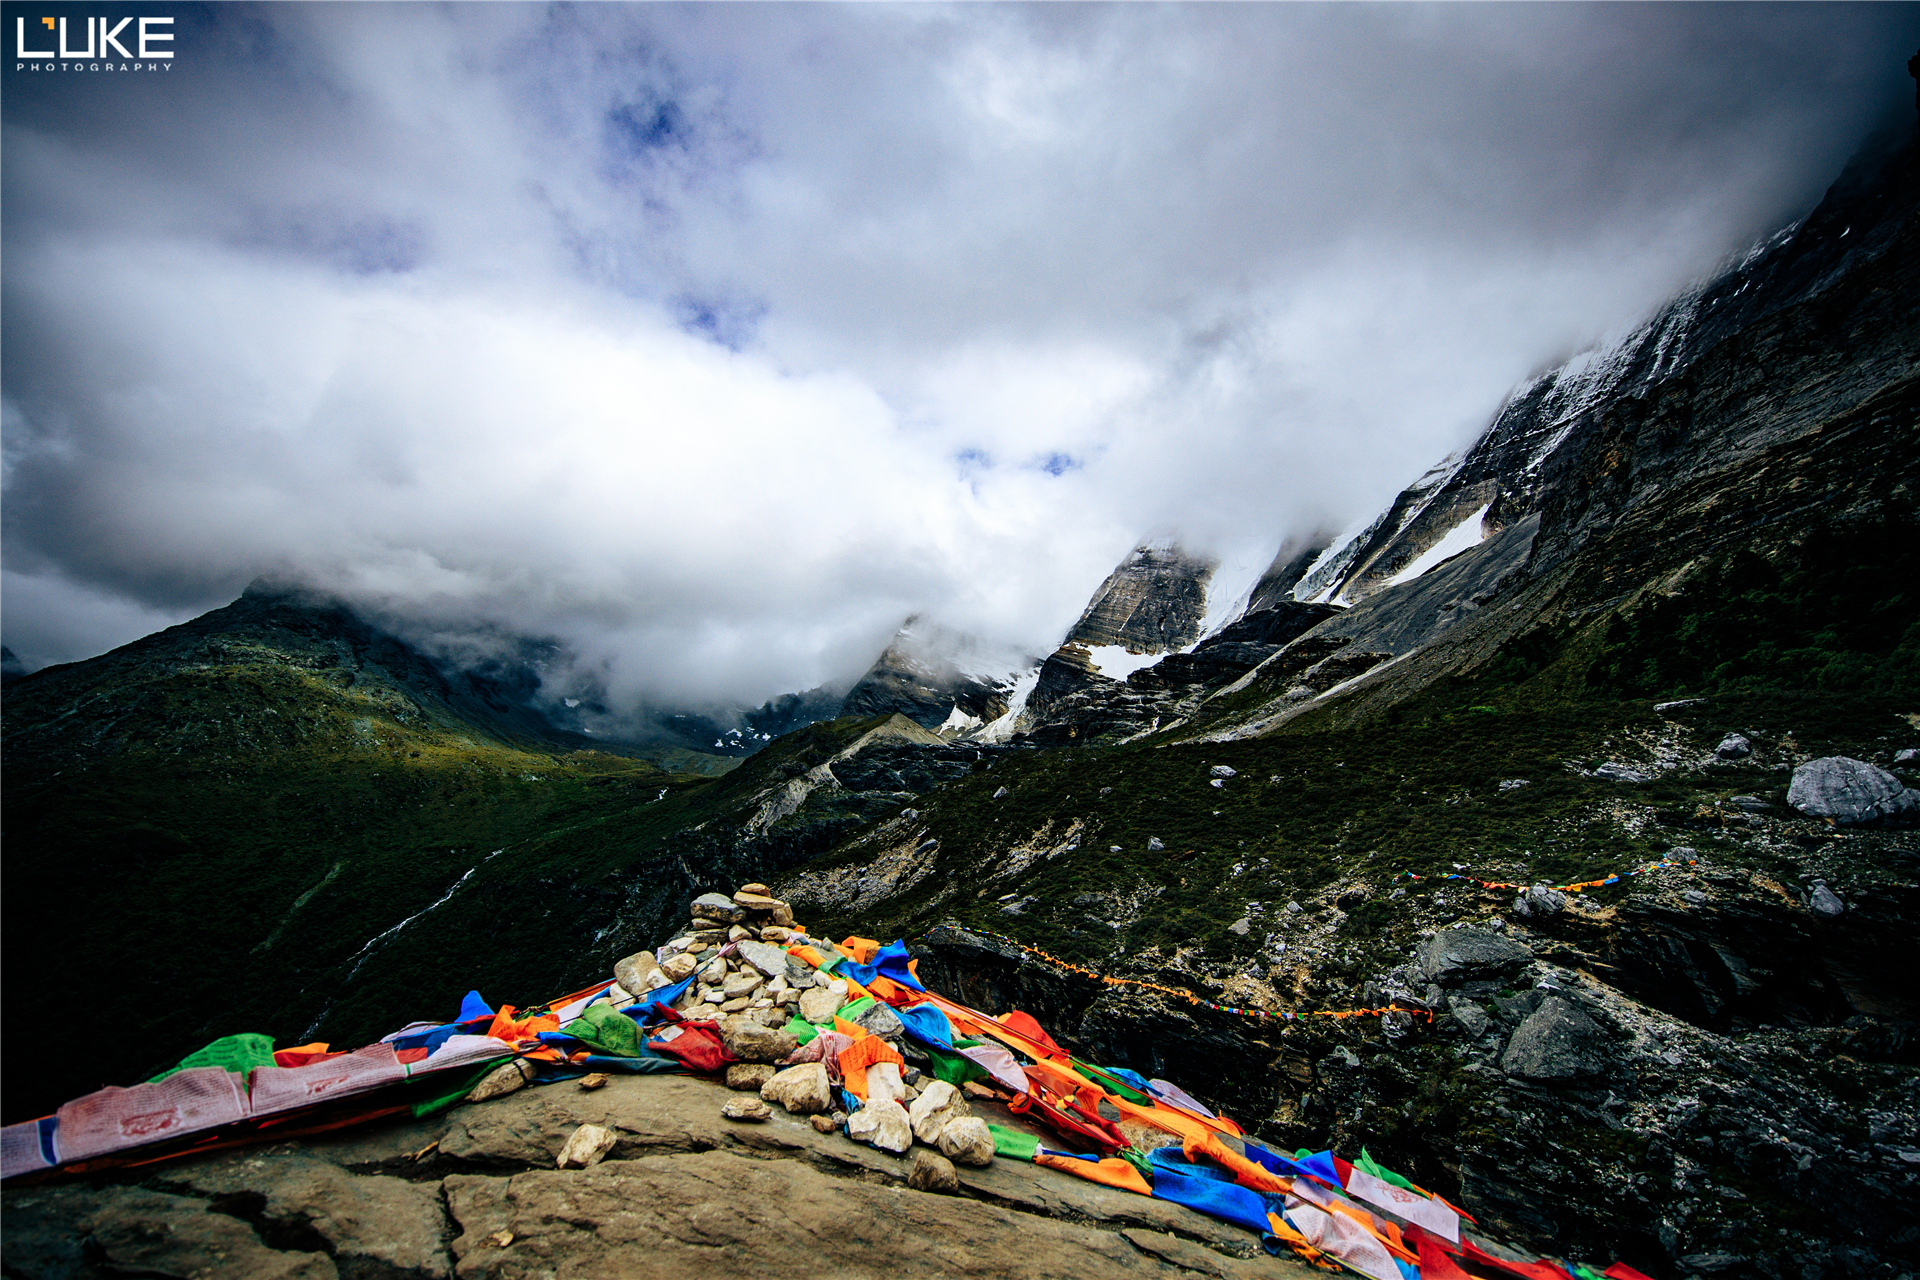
left=4, top=3, right=1916, bottom=705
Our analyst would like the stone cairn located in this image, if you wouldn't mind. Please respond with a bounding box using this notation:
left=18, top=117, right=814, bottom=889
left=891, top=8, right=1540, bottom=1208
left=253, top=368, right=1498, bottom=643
left=584, top=883, right=993, bottom=1180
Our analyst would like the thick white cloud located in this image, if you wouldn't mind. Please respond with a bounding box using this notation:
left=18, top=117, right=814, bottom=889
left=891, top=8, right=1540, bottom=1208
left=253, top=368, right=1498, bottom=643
left=4, top=3, right=1916, bottom=702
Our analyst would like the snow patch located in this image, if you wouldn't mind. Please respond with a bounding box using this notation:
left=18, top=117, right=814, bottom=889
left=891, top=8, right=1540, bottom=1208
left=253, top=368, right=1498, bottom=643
left=1383, top=503, right=1491, bottom=587
left=939, top=703, right=982, bottom=733
left=1294, top=507, right=1389, bottom=604
left=975, top=667, right=1041, bottom=742
left=1083, top=645, right=1164, bottom=681
left=1193, top=539, right=1273, bottom=644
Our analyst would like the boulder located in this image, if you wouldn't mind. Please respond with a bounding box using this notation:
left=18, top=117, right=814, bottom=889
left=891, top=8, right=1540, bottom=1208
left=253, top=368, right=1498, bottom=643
left=722, top=1023, right=799, bottom=1064
left=845, top=1099, right=913, bottom=1152
left=935, top=1116, right=996, bottom=1167
left=726, top=1064, right=777, bottom=1092
left=800, top=987, right=846, bottom=1025
left=908, top=1080, right=970, bottom=1144
left=851, top=1000, right=906, bottom=1041
left=690, top=893, right=747, bottom=924
left=735, top=939, right=792, bottom=980
left=761, top=1063, right=833, bottom=1116
left=738, top=882, right=772, bottom=896
left=908, top=1149, right=961, bottom=1193
left=809, top=1113, right=841, bottom=1134
left=1447, top=996, right=1491, bottom=1038
left=722, top=972, right=763, bottom=1000
left=1417, top=928, right=1532, bottom=988
left=1209, top=765, right=1237, bottom=779
left=865, top=1061, right=907, bottom=1106
left=1809, top=881, right=1846, bottom=918
left=612, top=950, right=661, bottom=997
left=1788, top=757, right=1920, bottom=827
left=1500, top=996, right=1609, bottom=1080
left=732, top=892, right=787, bottom=913
left=1715, top=733, right=1752, bottom=760
left=556, top=1124, right=617, bottom=1170
left=1593, top=762, right=1651, bottom=783
left=721, top=1097, right=771, bottom=1122
left=1655, top=698, right=1710, bottom=713
left=661, top=953, right=698, bottom=981
left=465, top=1058, right=536, bottom=1103
left=1512, top=885, right=1566, bottom=918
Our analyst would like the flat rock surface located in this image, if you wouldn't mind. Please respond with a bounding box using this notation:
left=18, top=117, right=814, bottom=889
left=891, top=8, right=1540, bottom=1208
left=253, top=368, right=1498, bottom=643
left=2, top=1073, right=1312, bottom=1280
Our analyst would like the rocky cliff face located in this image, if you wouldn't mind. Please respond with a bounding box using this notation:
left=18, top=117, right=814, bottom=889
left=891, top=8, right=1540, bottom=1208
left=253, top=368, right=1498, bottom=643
left=1169, top=117, right=1920, bottom=744
left=1063, top=543, right=1218, bottom=652
left=839, top=618, right=1038, bottom=733
left=1012, top=542, right=1221, bottom=731
left=1285, top=119, right=1919, bottom=617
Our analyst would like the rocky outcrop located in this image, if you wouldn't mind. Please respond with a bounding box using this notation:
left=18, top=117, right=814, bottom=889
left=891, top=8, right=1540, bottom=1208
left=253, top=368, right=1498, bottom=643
left=1064, top=543, right=1217, bottom=652
left=2, top=1073, right=1312, bottom=1280
left=841, top=618, right=1037, bottom=732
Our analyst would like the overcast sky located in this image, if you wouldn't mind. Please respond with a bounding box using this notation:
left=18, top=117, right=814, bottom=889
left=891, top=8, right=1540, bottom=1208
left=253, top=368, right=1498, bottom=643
left=4, top=2, right=1916, bottom=707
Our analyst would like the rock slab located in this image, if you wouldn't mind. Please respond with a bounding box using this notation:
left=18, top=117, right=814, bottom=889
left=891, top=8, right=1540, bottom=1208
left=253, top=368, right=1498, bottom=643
left=1418, top=928, right=1532, bottom=988
left=1500, top=996, right=1609, bottom=1080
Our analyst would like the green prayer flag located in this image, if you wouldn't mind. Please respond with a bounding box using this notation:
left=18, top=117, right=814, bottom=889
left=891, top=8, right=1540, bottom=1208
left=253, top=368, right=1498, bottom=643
left=923, top=1045, right=989, bottom=1088
left=1357, top=1146, right=1417, bottom=1192
left=411, top=1059, right=510, bottom=1118
left=989, top=1123, right=1039, bottom=1162
left=563, top=1004, right=644, bottom=1057
left=1115, top=1144, right=1155, bottom=1184
left=151, top=1033, right=278, bottom=1083
left=837, top=995, right=877, bottom=1024
left=785, top=1014, right=820, bottom=1045
left=1069, top=1057, right=1153, bottom=1105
